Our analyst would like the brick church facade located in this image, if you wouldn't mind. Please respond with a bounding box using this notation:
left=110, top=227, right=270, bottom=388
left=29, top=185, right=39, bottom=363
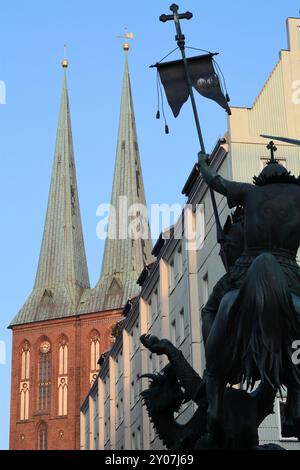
left=9, top=47, right=153, bottom=450
left=9, top=311, right=121, bottom=450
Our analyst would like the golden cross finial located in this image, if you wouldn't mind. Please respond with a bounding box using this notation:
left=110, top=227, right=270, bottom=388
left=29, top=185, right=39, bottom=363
left=62, top=44, right=69, bottom=68
left=117, top=27, right=134, bottom=52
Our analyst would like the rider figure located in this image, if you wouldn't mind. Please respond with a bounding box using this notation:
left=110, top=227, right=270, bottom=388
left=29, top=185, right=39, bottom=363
left=198, top=150, right=300, bottom=296
left=201, top=206, right=244, bottom=344
left=198, top=147, right=300, bottom=437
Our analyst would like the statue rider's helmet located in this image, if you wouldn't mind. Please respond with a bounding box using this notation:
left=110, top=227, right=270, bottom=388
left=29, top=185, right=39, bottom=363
left=253, top=160, right=291, bottom=186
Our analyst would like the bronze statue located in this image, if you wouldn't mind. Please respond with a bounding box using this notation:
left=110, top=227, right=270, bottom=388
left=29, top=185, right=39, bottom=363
left=140, top=143, right=300, bottom=449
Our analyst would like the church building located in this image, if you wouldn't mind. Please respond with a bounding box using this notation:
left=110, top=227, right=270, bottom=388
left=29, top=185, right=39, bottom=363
left=9, top=43, right=152, bottom=450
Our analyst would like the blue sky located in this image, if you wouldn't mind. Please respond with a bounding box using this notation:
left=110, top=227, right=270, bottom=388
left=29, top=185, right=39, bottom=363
left=0, top=0, right=299, bottom=450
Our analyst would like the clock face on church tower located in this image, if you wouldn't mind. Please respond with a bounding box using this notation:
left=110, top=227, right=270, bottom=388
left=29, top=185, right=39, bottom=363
left=39, top=341, right=51, bottom=354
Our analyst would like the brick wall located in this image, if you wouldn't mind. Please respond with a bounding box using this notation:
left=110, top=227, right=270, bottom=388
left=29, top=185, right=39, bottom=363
left=9, top=309, right=122, bottom=450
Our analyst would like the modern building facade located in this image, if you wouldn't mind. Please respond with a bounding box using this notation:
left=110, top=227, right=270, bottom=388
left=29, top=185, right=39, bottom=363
left=80, top=17, right=300, bottom=450
left=9, top=46, right=152, bottom=450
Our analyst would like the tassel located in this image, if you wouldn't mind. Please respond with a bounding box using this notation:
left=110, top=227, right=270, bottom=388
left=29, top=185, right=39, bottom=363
left=156, top=110, right=160, bottom=119
left=165, top=125, right=169, bottom=134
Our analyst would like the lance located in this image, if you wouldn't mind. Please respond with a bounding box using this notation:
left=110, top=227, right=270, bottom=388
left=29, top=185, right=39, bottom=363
left=261, top=134, right=300, bottom=146
left=160, top=4, right=228, bottom=271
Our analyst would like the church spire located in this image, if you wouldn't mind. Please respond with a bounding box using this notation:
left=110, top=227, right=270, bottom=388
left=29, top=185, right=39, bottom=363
left=11, top=61, right=90, bottom=326
left=79, top=49, right=153, bottom=313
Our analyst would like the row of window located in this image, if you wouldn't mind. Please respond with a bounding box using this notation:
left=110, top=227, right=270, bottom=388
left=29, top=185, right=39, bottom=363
left=19, top=333, right=101, bottom=421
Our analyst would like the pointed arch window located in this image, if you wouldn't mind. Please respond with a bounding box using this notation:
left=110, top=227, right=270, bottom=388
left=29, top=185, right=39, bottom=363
left=90, top=331, right=100, bottom=385
left=38, top=422, right=47, bottom=450
left=104, top=277, right=123, bottom=307
left=20, top=340, right=30, bottom=420
left=58, top=336, right=68, bottom=416
left=38, top=340, right=51, bottom=412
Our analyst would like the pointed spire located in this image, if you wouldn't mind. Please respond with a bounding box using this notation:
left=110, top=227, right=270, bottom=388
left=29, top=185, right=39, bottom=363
left=11, top=62, right=90, bottom=326
left=79, top=53, right=153, bottom=313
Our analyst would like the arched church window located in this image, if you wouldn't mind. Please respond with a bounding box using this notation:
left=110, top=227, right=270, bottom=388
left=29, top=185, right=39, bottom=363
left=38, top=339, right=51, bottom=412
left=58, top=336, right=68, bottom=416
left=90, top=330, right=100, bottom=385
left=20, top=340, right=30, bottom=420
left=38, top=421, right=47, bottom=450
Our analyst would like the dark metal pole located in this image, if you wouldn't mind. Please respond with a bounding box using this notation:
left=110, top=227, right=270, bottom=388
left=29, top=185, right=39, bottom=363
left=168, top=4, right=206, bottom=154
left=161, top=4, right=227, bottom=269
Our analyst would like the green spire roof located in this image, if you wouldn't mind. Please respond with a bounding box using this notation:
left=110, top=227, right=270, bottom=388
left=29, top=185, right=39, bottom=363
left=79, top=54, right=153, bottom=313
left=10, top=70, right=90, bottom=326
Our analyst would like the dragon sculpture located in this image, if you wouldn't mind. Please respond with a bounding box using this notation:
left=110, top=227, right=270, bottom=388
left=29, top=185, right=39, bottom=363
left=140, top=335, right=288, bottom=449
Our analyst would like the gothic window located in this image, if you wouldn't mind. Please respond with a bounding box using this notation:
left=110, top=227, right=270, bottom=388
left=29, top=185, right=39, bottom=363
left=90, top=330, right=100, bottom=385
left=104, top=277, right=123, bottom=307
left=20, top=341, right=30, bottom=421
left=58, top=336, right=68, bottom=416
left=38, top=340, right=51, bottom=412
left=38, top=422, right=47, bottom=450
left=40, top=289, right=54, bottom=305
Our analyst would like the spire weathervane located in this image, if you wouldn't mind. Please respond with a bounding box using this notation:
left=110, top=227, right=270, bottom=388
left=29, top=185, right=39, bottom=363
left=117, top=27, right=134, bottom=52
left=62, top=44, right=69, bottom=68
left=159, top=3, right=228, bottom=271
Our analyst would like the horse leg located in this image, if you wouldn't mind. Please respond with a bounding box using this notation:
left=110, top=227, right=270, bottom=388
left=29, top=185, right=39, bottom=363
left=205, top=372, right=226, bottom=444
left=204, top=291, right=239, bottom=444
left=285, top=380, right=300, bottom=439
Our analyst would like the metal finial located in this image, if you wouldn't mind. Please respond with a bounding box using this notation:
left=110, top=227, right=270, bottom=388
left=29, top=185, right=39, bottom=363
left=267, top=141, right=277, bottom=163
left=117, top=28, right=134, bottom=52
left=61, top=44, right=69, bottom=68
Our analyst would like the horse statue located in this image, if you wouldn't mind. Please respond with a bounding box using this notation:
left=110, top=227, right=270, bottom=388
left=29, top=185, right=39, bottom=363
left=140, top=142, right=300, bottom=448
left=140, top=334, right=281, bottom=449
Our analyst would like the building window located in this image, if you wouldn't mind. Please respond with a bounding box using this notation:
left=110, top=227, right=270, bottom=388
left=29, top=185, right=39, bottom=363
left=171, top=319, right=176, bottom=346
left=153, top=289, right=158, bottom=320
left=115, top=358, right=119, bottom=383
left=178, top=308, right=185, bottom=345
left=93, top=393, right=99, bottom=449
left=135, top=323, right=140, bottom=353
left=130, top=323, right=140, bottom=357
left=116, top=398, right=124, bottom=427
left=20, top=340, right=30, bottom=421
left=176, top=245, right=183, bottom=280
left=58, top=336, right=68, bottom=416
left=147, top=299, right=152, bottom=328
left=131, top=432, right=135, bottom=450
left=38, top=422, right=47, bottom=450
left=148, top=353, right=153, bottom=374
left=104, top=418, right=109, bottom=445
left=38, top=340, right=51, bottom=413
left=202, top=273, right=209, bottom=306
left=130, top=380, right=135, bottom=408
left=90, top=331, right=100, bottom=385
left=104, top=378, right=110, bottom=446
left=119, top=397, right=124, bottom=424
left=136, top=426, right=141, bottom=450
left=84, top=409, right=90, bottom=450
left=135, top=374, right=140, bottom=403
